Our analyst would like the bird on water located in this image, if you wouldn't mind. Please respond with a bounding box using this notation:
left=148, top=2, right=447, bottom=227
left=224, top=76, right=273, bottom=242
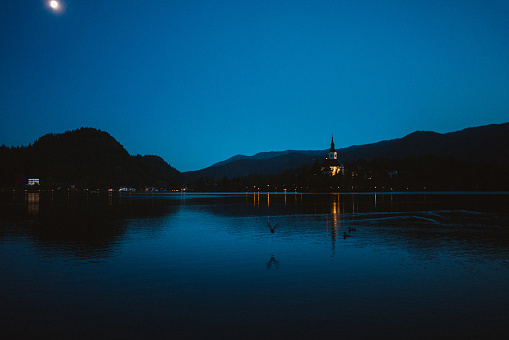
left=267, top=222, right=279, bottom=233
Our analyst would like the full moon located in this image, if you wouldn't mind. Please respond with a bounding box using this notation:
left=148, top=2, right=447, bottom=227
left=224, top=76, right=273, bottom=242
left=50, top=1, right=58, bottom=9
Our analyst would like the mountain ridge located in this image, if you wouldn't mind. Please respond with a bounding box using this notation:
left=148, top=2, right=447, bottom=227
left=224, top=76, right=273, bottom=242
left=187, top=122, right=509, bottom=179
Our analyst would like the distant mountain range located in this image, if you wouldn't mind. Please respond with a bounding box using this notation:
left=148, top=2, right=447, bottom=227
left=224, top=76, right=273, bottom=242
left=186, top=122, right=509, bottom=179
left=1, top=122, right=508, bottom=189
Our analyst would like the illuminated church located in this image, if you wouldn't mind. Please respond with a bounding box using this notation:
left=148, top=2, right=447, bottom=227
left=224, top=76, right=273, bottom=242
left=321, top=135, right=344, bottom=176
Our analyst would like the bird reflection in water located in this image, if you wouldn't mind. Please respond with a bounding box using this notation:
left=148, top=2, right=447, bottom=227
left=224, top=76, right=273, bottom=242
left=267, top=255, right=279, bottom=269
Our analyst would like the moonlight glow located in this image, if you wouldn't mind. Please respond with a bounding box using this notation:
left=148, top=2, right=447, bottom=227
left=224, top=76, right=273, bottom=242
left=50, top=1, right=58, bottom=9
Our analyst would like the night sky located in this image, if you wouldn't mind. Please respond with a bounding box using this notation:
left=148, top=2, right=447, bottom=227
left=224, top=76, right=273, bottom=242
left=1, top=1, right=508, bottom=171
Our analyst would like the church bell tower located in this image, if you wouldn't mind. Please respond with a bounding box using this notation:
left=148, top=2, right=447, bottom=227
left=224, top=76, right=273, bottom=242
left=328, top=135, right=337, bottom=160
left=322, top=134, right=344, bottom=176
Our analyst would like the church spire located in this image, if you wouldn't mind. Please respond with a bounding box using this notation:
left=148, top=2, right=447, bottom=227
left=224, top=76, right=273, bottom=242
left=322, top=133, right=343, bottom=176
left=328, top=134, right=338, bottom=160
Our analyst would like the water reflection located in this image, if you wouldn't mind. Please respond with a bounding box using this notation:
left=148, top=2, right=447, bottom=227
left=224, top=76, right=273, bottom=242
left=349, top=210, right=509, bottom=261
left=1, top=191, right=509, bottom=339
left=1, top=192, right=180, bottom=263
left=325, top=195, right=341, bottom=255
left=2, top=191, right=509, bottom=263
left=177, top=192, right=509, bottom=261
left=26, top=192, right=40, bottom=216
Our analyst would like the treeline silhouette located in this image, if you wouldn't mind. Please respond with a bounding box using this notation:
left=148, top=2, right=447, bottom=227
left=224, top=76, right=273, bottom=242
left=0, top=128, right=181, bottom=190
left=186, top=155, right=509, bottom=192
left=2, top=127, right=508, bottom=192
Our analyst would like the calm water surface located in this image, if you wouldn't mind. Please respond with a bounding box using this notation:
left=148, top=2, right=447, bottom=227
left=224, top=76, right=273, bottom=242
left=1, top=191, right=509, bottom=339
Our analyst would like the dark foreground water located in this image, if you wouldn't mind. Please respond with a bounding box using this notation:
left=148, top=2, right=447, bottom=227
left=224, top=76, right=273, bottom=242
left=1, top=191, right=509, bottom=339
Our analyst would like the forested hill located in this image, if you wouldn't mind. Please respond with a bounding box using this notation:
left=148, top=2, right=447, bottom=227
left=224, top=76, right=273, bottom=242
left=0, top=128, right=181, bottom=189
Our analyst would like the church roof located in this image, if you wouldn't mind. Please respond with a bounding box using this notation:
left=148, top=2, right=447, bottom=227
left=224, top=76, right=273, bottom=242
left=322, top=158, right=341, bottom=167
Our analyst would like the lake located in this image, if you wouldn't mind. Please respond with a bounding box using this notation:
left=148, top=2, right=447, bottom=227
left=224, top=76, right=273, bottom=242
left=1, top=191, right=509, bottom=339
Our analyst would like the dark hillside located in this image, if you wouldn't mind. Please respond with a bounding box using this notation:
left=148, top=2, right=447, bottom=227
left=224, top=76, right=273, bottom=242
left=338, top=123, right=509, bottom=163
left=0, top=128, right=181, bottom=189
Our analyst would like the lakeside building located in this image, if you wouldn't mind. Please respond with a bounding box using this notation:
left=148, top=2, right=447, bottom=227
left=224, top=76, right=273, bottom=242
left=321, top=136, right=344, bottom=176
left=27, top=178, right=40, bottom=186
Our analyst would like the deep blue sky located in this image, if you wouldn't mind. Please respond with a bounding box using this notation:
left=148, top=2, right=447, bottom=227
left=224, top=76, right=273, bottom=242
left=1, top=1, right=508, bottom=171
